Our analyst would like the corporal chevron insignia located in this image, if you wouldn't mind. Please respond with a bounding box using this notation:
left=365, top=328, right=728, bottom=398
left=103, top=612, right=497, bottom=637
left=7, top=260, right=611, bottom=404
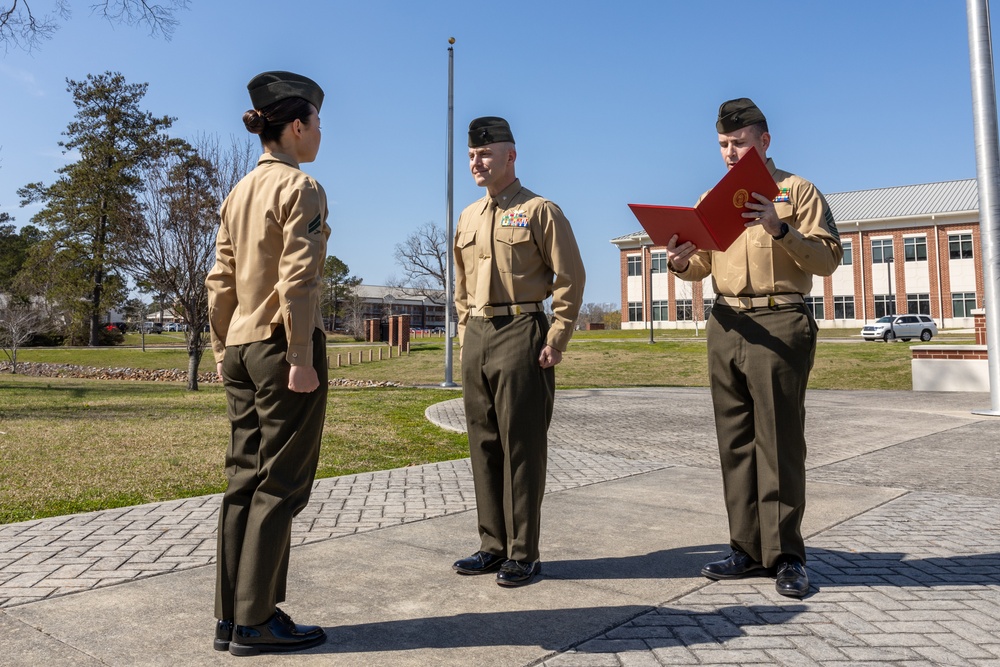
left=307, top=215, right=322, bottom=235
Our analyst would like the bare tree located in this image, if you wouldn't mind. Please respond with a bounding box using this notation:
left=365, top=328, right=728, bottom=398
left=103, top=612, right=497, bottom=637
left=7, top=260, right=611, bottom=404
left=674, top=280, right=702, bottom=336
left=198, top=133, right=257, bottom=202
left=1, top=0, right=189, bottom=52
left=579, top=302, right=606, bottom=327
left=0, top=294, right=47, bottom=373
left=393, top=221, right=447, bottom=292
left=126, top=140, right=218, bottom=390
left=343, top=292, right=368, bottom=341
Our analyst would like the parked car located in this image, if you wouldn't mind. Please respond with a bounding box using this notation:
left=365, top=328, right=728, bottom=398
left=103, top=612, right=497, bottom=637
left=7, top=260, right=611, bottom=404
left=142, top=322, right=163, bottom=334
left=163, top=322, right=184, bottom=332
left=861, top=314, right=938, bottom=342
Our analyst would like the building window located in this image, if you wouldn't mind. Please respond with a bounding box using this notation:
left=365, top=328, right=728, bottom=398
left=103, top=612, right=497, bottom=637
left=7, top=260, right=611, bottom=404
left=627, top=255, right=642, bottom=276
left=627, top=301, right=643, bottom=322
left=650, top=252, right=667, bottom=274
left=874, top=294, right=895, bottom=318
left=906, top=293, right=931, bottom=315
left=675, top=299, right=693, bottom=321
left=834, top=295, right=855, bottom=320
left=871, top=238, right=894, bottom=263
left=903, top=237, right=927, bottom=262
left=702, top=298, right=714, bottom=321
left=652, top=300, right=668, bottom=321
left=841, top=240, right=853, bottom=266
left=804, top=296, right=825, bottom=320
left=952, top=292, right=977, bottom=318
left=949, top=233, right=973, bottom=260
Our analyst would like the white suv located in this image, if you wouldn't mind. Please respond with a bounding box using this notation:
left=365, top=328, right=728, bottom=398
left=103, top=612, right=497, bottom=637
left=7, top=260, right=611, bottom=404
left=862, top=314, right=938, bottom=342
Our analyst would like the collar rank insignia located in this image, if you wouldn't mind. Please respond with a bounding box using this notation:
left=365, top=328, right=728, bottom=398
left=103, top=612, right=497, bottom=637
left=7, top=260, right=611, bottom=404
left=773, top=188, right=791, bottom=203
left=500, top=210, right=530, bottom=228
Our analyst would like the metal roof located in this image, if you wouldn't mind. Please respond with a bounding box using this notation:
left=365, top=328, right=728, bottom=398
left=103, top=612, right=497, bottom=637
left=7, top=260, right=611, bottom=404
left=825, top=178, right=977, bottom=222
left=354, top=284, right=445, bottom=304
left=611, top=178, right=979, bottom=245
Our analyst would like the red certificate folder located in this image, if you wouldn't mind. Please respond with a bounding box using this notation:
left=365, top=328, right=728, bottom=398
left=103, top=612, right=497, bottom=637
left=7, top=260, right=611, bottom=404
left=628, top=147, right=779, bottom=252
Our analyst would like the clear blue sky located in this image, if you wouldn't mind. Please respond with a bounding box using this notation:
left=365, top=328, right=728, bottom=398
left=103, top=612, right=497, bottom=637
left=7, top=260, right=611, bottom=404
left=0, top=1, right=991, bottom=306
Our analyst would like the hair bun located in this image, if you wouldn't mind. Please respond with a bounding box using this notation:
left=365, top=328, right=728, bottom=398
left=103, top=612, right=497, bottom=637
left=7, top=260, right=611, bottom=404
left=242, top=109, right=268, bottom=135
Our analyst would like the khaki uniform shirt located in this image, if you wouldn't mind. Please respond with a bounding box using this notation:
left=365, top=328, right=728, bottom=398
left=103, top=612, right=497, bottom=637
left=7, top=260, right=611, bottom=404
left=672, top=158, right=842, bottom=295
left=454, top=178, right=586, bottom=351
left=207, top=152, right=330, bottom=366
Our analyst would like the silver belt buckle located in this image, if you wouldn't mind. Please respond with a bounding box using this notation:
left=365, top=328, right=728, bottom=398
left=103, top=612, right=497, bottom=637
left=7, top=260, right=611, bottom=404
left=738, top=296, right=753, bottom=310
left=481, top=305, right=494, bottom=319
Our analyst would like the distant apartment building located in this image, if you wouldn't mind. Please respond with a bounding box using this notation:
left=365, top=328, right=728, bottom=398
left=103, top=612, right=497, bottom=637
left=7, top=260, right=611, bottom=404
left=611, top=179, right=984, bottom=329
left=349, top=284, right=449, bottom=331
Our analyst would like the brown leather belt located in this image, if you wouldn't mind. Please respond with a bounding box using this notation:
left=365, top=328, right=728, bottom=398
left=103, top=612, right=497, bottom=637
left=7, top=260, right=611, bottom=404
left=716, top=294, right=804, bottom=310
left=471, top=303, right=544, bottom=318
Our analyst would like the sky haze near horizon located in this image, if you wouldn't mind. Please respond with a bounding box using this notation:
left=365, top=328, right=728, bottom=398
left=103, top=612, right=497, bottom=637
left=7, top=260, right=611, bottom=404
left=0, top=1, right=994, bottom=306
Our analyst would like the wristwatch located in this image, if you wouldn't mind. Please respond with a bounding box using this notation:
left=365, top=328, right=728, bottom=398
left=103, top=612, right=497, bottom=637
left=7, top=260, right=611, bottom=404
left=772, top=222, right=789, bottom=240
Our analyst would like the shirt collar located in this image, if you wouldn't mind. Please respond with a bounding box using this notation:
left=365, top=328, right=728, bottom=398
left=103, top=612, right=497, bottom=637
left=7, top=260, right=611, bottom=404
left=482, top=178, right=523, bottom=212
left=258, top=151, right=300, bottom=170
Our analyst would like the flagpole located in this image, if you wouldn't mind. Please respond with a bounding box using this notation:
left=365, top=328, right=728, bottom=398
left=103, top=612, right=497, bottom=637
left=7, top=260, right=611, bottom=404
left=442, top=37, right=458, bottom=387
left=967, top=0, right=1000, bottom=414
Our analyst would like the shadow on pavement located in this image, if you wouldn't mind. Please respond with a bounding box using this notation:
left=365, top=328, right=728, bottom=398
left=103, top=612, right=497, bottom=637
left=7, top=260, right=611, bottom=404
left=810, top=548, right=1000, bottom=588
left=543, top=544, right=1000, bottom=588
left=544, top=544, right=728, bottom=580
left=313, top=604, right=808, bottom=654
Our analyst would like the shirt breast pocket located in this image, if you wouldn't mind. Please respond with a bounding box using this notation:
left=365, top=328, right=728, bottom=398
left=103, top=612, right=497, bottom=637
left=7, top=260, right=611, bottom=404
left=494, top=227, right=534, bottom=276
left=774, top=202, right=794, bottom=222
left=458, top=229, right=477, bottom=275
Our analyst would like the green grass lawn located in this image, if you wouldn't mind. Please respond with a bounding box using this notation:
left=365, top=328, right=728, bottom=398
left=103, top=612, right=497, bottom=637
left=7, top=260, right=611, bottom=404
left=0, top=377, right=467, bottom=523
left=1, top=326, right=971, bottom=523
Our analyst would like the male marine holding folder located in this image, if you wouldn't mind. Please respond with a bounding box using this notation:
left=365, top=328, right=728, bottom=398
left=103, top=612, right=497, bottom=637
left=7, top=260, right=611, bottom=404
left=452, top=117, right=585, bottom=586
left=667, top=98, right=842, bottom=598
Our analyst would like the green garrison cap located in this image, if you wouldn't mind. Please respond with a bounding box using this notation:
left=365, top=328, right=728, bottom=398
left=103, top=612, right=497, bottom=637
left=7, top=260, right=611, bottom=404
left=716, top=98, right=766, bottom=133
left=468, top=116, right=515, bottom=147
left=247, top=71, right=324, bottom=113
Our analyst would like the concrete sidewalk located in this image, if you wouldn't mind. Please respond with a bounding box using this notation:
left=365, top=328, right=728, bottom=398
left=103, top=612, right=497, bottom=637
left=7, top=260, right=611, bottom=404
left=1, top=387, right=998, bottom=666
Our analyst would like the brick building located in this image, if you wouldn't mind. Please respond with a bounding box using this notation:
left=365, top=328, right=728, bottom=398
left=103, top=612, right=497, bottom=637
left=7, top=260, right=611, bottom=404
left=611, top=179, right=984, bottom=330
left=351, top=285, right=449, bottom=331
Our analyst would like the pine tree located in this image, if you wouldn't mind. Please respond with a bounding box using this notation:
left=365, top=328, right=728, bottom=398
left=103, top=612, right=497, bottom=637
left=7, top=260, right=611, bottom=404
left=19, top=71, right=174, bottom=346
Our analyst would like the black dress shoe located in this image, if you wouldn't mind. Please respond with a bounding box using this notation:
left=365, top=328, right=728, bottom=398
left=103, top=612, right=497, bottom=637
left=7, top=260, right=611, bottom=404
left=775, top=559, right=810, bottom=598
left=496, top=559, right=540, bottom=587
left=228, top=608, right=326, bottom=657
left=214, top=619, right=233, bottom=651
left=453, top=550, right=506, bottom=574
left=700, top=550, right=767, bottom=580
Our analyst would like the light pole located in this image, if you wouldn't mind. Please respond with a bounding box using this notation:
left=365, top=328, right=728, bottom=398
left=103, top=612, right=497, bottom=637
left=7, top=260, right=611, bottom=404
left=442, top=37, right=458, bottom=387
left=645, top=242, right=654, bottom=344
left=886, top=252, right=894, bottom=316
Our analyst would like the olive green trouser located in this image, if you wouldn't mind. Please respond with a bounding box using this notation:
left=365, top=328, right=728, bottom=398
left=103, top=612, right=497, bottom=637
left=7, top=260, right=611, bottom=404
left=706, top=303, right=817, bottom=568
left=215, top=326, right=327, bottom=626
left=462, top=313, right=554, bottom=563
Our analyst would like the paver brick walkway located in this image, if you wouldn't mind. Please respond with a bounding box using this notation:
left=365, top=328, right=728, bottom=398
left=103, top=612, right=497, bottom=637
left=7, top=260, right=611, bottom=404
left=2, top=387, right=998, bottom=667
